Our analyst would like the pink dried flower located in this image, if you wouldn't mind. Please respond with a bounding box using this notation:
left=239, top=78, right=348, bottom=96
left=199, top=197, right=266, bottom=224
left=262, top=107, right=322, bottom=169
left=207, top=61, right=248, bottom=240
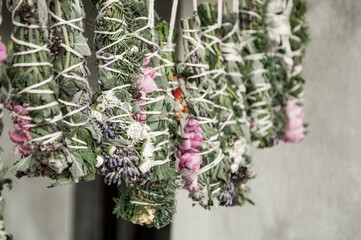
left=184, top=119, right=203, bottom=137
left=181, top=169, right=201, bottom=193
left=134, top=67, right=158, bottom=122
left=8, top=104, right=32, bottom=156
left=177, top=152, right=201, bottom=172
left=0, top=42, right=7, bottom=63
left=143, top=57, right=150, bottom=66
left=179, top=132, right=204, bottom=153
left=284, top=99, right=306, bottom=143
left=135, top=108, right=146, bottom=122
left=137, top=68, right=158, bottom=94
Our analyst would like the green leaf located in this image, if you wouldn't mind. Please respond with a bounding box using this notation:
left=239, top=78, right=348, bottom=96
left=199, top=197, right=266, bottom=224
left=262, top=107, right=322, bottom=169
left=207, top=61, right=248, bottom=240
left=74, top=33, right=91, bottom=57
left=69, top=152, right=86, bottom=180
left=11, top=156, right=33, bottom=173
left=79, top=149, right=97, bottom=166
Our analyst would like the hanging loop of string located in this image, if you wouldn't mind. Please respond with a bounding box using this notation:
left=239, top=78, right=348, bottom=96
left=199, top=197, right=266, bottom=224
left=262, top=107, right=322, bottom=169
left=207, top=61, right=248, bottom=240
left=166, top=0, right=179, bottom=49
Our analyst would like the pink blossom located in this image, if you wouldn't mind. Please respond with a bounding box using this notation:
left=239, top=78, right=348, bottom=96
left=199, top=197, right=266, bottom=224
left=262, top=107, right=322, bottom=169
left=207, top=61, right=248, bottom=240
left=137, top=68, right=158, bottom=94
left=0, top=43, right=7, bottom=63
left=8, top=131, right=28, bottom=144
left=143, top=57, right=150, bottom=66
left=135, top=108, right=146, bottom=122
left=179, top=132, right=204, bottom=152
left=177, top=152, right=201, bottom=172
left=13, top=144, right=32, bottom=156
left=284, top=99, right=306, bottom=143
left=142, top=67, right=157, bottom=80
left=8, top=103, right=32, bottom=156
left=181, top=169, right=201, bottom=193
left=9, top=103, right=29, bottom=116
left=184, top=119, right=203, bottom=137
left=138, top=75, right=158, bottom=94
left=134, top=67, right=158, bottom=122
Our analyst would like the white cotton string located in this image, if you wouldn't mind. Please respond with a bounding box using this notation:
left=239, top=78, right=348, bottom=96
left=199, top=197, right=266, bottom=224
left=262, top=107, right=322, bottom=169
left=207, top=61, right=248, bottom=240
left=166, top=0, right=179, bottom=49
left=18, top=77, right=54, bottom=94
left=148, top=0, right=155, bottom=29
left=211, top=187, right=222, bottom=195
left=233, top=0, right=239, bottom=12
left=60, top=43, right=84, bottom=59
left=64, top=119, right=89, bottom=127
left=130, top=201, right=163, bottom=207
left=239, top=9, right=261, bottom=19
left=55, top=61, right=85, bottom=80
left=193, top=152, right=224, bottom=177
left=138, top=96, right=165, bottom=107
left=100, top=0, right=121, bottom=12
left=30, top=132, right=63, bottom=145
left=49, top=12, right=83, bottom=32
left=217, top=0, right=223, bottom=27
left=193, top=0, right=197, bottom=12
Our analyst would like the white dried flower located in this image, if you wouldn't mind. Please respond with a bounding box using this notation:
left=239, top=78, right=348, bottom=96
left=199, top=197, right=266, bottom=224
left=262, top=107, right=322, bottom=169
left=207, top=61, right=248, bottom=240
left=230, top=163, right=239, bottom=173
left=227, top=139, right=248, bottom=171
left=227, top=139, right=247, bottom=160
left=96, top=103, right=106, bottom=112
left=130, top=45, right=139, bottom=53
left=98, top=90, right=123, bottom=109
left=138, top=138, right=155, bottom=173
left=96, top=155, right=104, bottom=168
left=127, top=121, right=150, bottom=144
left=142, top=138, right=154, bottom=159
left=91, top=110, right=104, bottom=123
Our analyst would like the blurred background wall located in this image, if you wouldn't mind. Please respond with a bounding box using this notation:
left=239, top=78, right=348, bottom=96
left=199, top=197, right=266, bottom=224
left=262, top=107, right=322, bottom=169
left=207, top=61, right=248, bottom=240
left=1, top=0, right=361, bottom=239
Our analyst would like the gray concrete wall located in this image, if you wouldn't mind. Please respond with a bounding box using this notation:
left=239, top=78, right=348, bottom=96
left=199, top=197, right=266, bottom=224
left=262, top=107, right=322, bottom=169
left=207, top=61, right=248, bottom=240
left=172, top=0, right=361, bottom=239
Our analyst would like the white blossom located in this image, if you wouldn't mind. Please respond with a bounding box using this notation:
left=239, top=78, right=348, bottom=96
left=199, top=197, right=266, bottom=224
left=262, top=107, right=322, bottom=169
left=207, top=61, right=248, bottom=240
left=142, top=138, right=154, bottom=159
left=91, top=110, right=104, bottom=123
left=227, top=138, right=247, bottom=170
left=130, top=45, right=139, bottom=53
left=96, top=103, right=106, bottom=112
left=230, top=163, right=239, bottom=173
left=98, top=90, right=123, bottom=109
left=139, top=138, right=155, bottom=173
left=127, top=121, right=150, bottom=144
left=96, top=155, right=104, bottom=168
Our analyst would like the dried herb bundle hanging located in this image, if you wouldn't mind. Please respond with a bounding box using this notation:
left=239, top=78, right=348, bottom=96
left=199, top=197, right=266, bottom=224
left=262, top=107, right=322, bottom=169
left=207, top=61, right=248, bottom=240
left=220, top=2, right=255, bottom=206
left=7, top=0, right=73, bottom=184
left=263, top=0, right=291, bottom=140
left=113, top=0, right=178, bottom=228
left=92, top=0, right=177, bottom=228
left=239, top=0, right=276, bottom=148
left=178, top=8, right=229, bottom=208
left=48, top=0, right=101, bottom=184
